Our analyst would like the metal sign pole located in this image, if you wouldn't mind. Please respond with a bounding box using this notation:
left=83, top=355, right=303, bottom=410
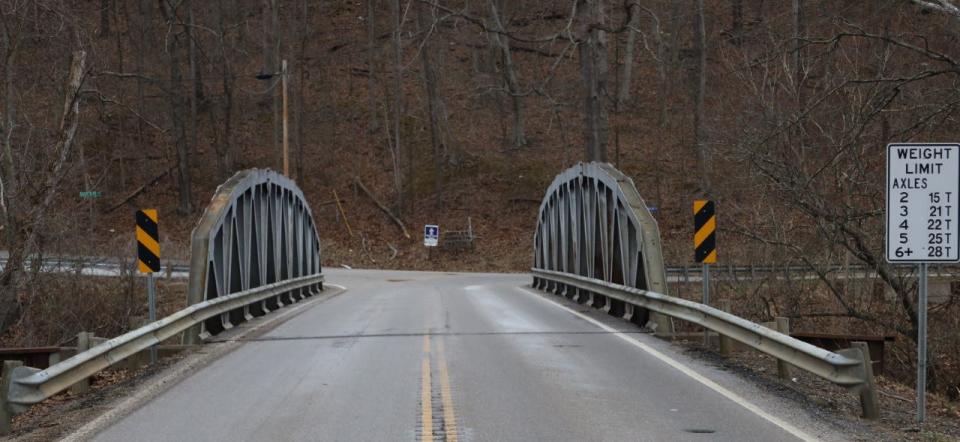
left=702, top=263, right=710, bottom=344
left=917, top=262, right=928, bottom=424
left=148, top=273, right=157, bottom=365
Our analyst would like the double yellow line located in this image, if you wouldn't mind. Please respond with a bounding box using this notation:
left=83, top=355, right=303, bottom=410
left=420, top=335, right=458, bottom=442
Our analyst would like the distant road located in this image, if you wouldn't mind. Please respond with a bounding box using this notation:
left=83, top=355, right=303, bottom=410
left=2, top=252, right=955, bottom=283
left=89, top=269, right=840, bottom=441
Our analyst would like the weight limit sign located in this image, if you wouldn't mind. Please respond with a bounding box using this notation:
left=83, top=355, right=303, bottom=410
left=886, top=143, right=960, bottom=263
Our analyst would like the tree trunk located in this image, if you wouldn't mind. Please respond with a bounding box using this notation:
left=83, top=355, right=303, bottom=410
left=730, top=0, right=743, bottom=45
left=578, top=0, right=609, bottom=163
left=653, top=10, right=668, bottom=127
left=297, top=0, right=308, bottom=182
left=616, top=1, right=640, bottom=111
left=418, top=0, right=447, bottom=202
left=488, top=0, right=527, bottom=148
left=216, top=0, right=235, bottom=177
left=0, top=17, right=20, bottom=248
left=0, top=17, right=22, bottom=333
left=693, top=0, right=710, bottom=195
left=187, top=1, right=200, bottom=174
left=135, top=0, right=150, bottom=175
left=0, top=50, right=87, bottom=333
left=390, top=0, right=404, bottom=212
left=792, top=0, right=802, bottom=87
left=264, top=0, right=281, bottom=170
left=367, top=0, right=379, bottom=135
left=100, top=0, right=111, bottom=37
left=164, top=1, right=193, bottom=214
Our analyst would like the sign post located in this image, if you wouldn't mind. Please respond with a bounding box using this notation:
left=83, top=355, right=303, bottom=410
left=136, top=209, right=161, bottom=364
left=886, top=143, right=960, bottom=424
left=694, top=200, right=717, bottom=345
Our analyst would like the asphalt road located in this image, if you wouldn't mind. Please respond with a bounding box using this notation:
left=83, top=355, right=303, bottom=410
left=91, top=269, right=843, bottom=442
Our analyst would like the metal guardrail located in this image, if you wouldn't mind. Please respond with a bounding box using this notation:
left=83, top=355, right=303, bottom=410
left=0, top=257, right=191, bottom=278
left=531, top=268, right=880, bottom=418
left=665, top=263, right=960, bottom=281
left=1, top=273, right=322, bottom=414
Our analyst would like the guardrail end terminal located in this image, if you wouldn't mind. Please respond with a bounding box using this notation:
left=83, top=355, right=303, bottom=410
left=0, top=360, right=23, bottom=435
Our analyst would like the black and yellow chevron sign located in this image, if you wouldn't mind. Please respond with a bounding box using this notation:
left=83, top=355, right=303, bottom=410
left=693, top=200, right=716, bottom=264
left=136, top=209, right=160, bottom=273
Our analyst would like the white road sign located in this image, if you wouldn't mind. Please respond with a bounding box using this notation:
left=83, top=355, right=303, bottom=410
left=886, top=143, right=960, bottom=263
left=424, top=224, right=439, bottom=247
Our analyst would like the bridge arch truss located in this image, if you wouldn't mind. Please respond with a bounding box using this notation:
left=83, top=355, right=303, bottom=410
left=186, top=169, right=323, bottom=341
left=533, top=162, right=672, bottom=333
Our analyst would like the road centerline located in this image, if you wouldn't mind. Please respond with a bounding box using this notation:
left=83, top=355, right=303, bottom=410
left=437, top=339, right=459, bottom=442
left=420, top=343, right=434, bottom=442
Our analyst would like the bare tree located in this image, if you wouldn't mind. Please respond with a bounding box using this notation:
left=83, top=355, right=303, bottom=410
left=214, top=0, right=235, bottom=177
left=418, top=0, right=454, bottom=200
left=187, top=0, right=201, bottom=179
left=693, top=0, right=710, bottom=195
left=367, top=0, right=379, bottom=136
left=296, top=0, right=309, bottom=182
left=0, top=19, right=87, bottom=333
left=719, top=2, right=960, bottom=390
left=263, top=0, right=281, bottom=171
left=488, top=0, right=527, bottom=148
left=100, top=0, right=111, bottom=37
left=161, top=0, right=192, bottom=214
left=616, top=0, right=640, bottom=110
left=578, top=0, right=609, bottom=162
left=389, top=0, right=404, bottom=211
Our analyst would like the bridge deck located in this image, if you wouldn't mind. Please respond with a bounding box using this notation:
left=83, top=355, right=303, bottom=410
left=93, top=269, right=845, bottom=441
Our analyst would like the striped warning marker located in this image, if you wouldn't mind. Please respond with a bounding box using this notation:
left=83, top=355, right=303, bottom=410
left=136, top=209, right=160, bottom=273
left=693, top=200, right=716, bottom=264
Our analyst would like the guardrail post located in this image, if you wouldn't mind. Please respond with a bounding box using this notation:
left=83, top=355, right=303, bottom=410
left=47, top=350, right=62, bottom=367
left=775, top=317, right=792, bottom=381
left=719, top=300, right=733, bottom=356
left=0, top=360, right=23, bottom=435
left=851, top=341, right=880, bottom=420
left=70, top=331, right=91, bottom=394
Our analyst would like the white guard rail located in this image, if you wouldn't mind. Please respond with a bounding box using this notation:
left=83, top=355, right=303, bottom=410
left=532, top=268, right=879, bottom=419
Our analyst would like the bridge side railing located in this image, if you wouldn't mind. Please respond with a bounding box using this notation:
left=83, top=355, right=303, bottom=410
left=531, top=268, right=880, bottom=419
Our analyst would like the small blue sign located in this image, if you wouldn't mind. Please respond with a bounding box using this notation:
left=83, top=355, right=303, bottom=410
left=424, top=224, right=439, bottom=247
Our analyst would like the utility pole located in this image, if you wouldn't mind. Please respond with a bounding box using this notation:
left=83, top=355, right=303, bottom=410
left=281, top=59, right=290, bottom=177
